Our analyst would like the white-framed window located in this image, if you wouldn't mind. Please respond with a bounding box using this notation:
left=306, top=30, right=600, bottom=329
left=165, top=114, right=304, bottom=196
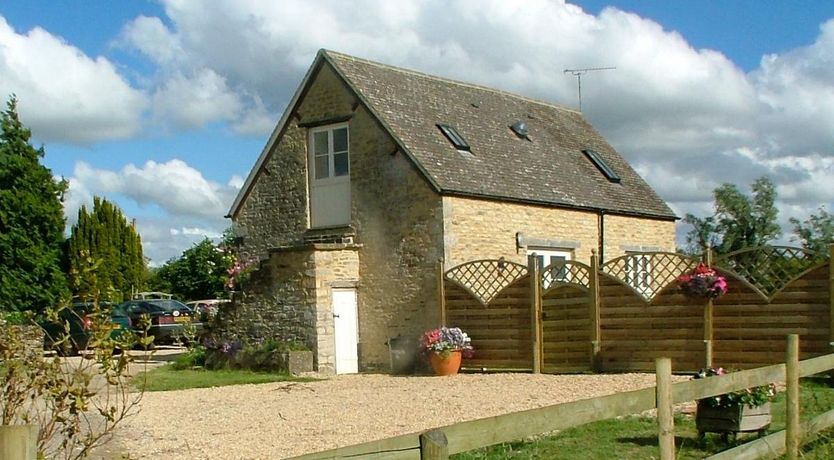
left=308, top=123, right=350, bottom=227
left=527, top=248, right=572, bottom=288
left=310, top=124, right=350, bottom=181
left=625, top=252, right=652, bottom=294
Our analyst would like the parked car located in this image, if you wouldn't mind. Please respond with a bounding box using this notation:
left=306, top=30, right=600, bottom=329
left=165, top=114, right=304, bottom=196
left=42, top=302, right=132, bottom=355
left=185, top=299, right=230, bottom=322
left=120, top=298, right=202, bottom=345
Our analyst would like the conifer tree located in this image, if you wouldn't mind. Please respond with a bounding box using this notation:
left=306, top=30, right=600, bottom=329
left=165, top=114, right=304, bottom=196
left=66, top=197, right=145, bottom=301
left=0, top=97, right=68, bottom=312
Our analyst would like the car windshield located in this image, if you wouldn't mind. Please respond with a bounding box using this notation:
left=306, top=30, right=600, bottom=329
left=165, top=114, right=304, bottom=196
left=142, top=300, right=190, bottom=313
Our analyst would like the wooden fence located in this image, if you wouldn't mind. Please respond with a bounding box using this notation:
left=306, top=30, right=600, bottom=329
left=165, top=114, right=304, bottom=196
left=439, top=245, right=833, bottom=373
left=291, top=334, right=834, bottom=459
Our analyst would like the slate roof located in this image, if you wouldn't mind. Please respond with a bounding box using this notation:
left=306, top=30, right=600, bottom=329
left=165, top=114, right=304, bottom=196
left=230, top=50, right=677, bottom=220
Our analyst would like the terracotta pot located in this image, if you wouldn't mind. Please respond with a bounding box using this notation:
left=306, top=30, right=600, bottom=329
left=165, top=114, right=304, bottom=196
left=429, top=350, right=462, bottom=376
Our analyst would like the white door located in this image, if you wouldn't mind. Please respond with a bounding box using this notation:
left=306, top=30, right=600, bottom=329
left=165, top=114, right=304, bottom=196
left=332, top=288, right=358, bottom=374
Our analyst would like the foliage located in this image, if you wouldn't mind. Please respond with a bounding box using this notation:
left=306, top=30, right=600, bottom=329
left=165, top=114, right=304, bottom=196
left=66, top=197, right=145, bottom=302
left=790, top=206, right=833, bottom=257
left=200, top=337, right=309, bottom=372
left=420, top=326, right=473, bottom=358
left=225, top=254, right=258, bottom=291
left=0, top=255, right=149, bottom=459
left=149, top=237, right=234, bottom=301
left=172, top=345, right=207, bottom=370
left=138, top=367, right=316, bottom=392
left=693, top=367, right=776, bottom=409
left=0, top=96, right=68, bottom=313
left=677, top=263, right=727, bottom=299
left=683, top=176, right=781, bottom=255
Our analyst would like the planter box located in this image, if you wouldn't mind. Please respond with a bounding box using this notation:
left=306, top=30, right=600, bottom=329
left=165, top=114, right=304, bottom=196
left=696, top=401, right=771, bottom=436
left=284, top=350, right=313, bottom=375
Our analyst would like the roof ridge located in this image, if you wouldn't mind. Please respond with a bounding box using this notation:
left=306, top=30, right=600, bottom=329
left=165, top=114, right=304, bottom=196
left=321, top=49, right=580, bottom=115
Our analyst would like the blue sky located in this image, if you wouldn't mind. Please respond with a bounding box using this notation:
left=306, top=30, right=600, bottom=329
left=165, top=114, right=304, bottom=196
left=1, top=1, right=832, bottom=265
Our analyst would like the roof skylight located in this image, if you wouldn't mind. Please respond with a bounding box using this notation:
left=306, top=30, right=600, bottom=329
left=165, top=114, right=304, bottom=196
left=437, top=124, right=470, bottom=151
left=583, top=149, right=621, bottom=183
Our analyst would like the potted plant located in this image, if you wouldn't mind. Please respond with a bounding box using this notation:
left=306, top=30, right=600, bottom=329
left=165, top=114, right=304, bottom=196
left=420, top=326, right=473, bottom=376
left=677, top=263, right=728, bottom=299
left=693, top=367, right=777, bottom=440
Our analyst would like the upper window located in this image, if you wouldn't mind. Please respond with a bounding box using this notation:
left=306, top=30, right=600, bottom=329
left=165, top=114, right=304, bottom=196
left=311, top=124, right=349, bottom=181
left=583, top=149, right=621, bottom=183
left=437, top=124, right=471, bottom=151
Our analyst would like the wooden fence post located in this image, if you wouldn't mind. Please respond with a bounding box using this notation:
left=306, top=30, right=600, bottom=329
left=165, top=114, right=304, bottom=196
left=0, top=424, right=38, bottom=460
left=704, top=245, right=714, bottom=369
left=704, top=299, right=713, bottom=369
left=655, top=357, right=675, bottom=460
left=529, top=254, right=542, bottom=374
left=590, top=249, right=601, bottom=372
left=786, top=334, right=800, bottom=460
left=828, top=244, right=834, bottom=349
left=438, top=259, right=446, bottom=327
left=420, top=430, right=449, bottom=459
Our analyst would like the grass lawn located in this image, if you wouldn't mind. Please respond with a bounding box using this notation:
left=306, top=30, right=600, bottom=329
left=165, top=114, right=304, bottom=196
left=454, top=377, right=834, bottom=460
left=136, top=365, right=319, bottom=392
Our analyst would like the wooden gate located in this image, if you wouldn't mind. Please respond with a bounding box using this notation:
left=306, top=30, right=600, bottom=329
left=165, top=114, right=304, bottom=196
left=539, top=260, right=593, bottom=373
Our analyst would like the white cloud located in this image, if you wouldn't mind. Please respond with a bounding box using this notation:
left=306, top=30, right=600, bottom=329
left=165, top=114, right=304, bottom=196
left=69, top=159, right=235, bottom=219
left=0, top=16, right=147, bottom=143
left=152, top=68, right=244, bottom=129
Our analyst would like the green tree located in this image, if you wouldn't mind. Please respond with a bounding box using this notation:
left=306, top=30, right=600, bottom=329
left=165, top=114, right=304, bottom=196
left=0, top=97, right=68, bottom=312
left=66, top=197, right=145, bottom=301
left=683, top=176, right=781, bottom=255
left=149, top=237, right=233, bottom=300
left=790, top=207, right=833, bottom=257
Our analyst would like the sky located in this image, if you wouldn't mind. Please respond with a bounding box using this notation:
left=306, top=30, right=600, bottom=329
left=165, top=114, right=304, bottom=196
left=1, top=0, right=833, bottom=265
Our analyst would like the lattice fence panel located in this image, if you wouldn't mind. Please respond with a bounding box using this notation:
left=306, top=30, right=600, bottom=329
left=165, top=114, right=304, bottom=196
left=714, top=246, right=825, bottom=300
left=601, top=252, right=700, bottom=303
left=541, top=260, right=591, bottom=292
left=444, top=276, right=533, bottom=370
left=445, top=259, right=528, bottom=306
left=712, top=264, right=831, bottom=369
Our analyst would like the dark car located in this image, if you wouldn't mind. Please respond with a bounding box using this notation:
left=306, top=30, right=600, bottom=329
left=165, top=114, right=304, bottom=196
left=42, top=302, right=132, bottom=355
left=121, top=299, right=202, bottom=345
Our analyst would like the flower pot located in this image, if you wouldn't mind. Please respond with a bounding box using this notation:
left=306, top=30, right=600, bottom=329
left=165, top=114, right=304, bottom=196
left=429, top=350, right=462, bottom=376
left=696, top=401, right=771, bottom=438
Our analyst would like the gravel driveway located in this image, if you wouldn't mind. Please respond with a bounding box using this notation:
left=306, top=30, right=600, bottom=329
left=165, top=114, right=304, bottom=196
left=98, top=372, right=684, bottom=459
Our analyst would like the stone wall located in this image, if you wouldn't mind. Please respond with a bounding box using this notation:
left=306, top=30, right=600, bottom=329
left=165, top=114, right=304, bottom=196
left=233, top=63, right=357, bottom=260
left=217, top=250, right=316, bottom=348
left=311, top=246, right=360, bottom=374
left=349, top=105, right=444, bottom=370
left=231, top=61, right=444, bottom=372
left=442, top=195, right=676, bottom=266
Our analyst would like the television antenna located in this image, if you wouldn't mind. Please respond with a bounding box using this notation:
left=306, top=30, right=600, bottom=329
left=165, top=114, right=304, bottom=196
left=563, top=66, right=616, bottom=112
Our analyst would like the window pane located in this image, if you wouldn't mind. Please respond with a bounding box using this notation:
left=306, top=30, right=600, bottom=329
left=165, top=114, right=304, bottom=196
left=314, top=131, right=329, bottom=156
left=333, top=152, right=349, bottom=176
left=315, top=155, right=329, bottom=179
left=333, top=127, right=348, bottom=152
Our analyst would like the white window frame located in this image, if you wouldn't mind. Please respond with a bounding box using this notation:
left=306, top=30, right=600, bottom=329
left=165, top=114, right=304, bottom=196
left=308, top=123, right=351, bottom=228
left=309, top=123, right=350, bottom=184
left=625, top=252, right=652, bottom=294
left=527, top=248, right=572, bottom=288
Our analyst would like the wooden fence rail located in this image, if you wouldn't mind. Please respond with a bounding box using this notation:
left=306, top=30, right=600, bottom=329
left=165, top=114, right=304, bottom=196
left=291, top=334, right=834, bottom=460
